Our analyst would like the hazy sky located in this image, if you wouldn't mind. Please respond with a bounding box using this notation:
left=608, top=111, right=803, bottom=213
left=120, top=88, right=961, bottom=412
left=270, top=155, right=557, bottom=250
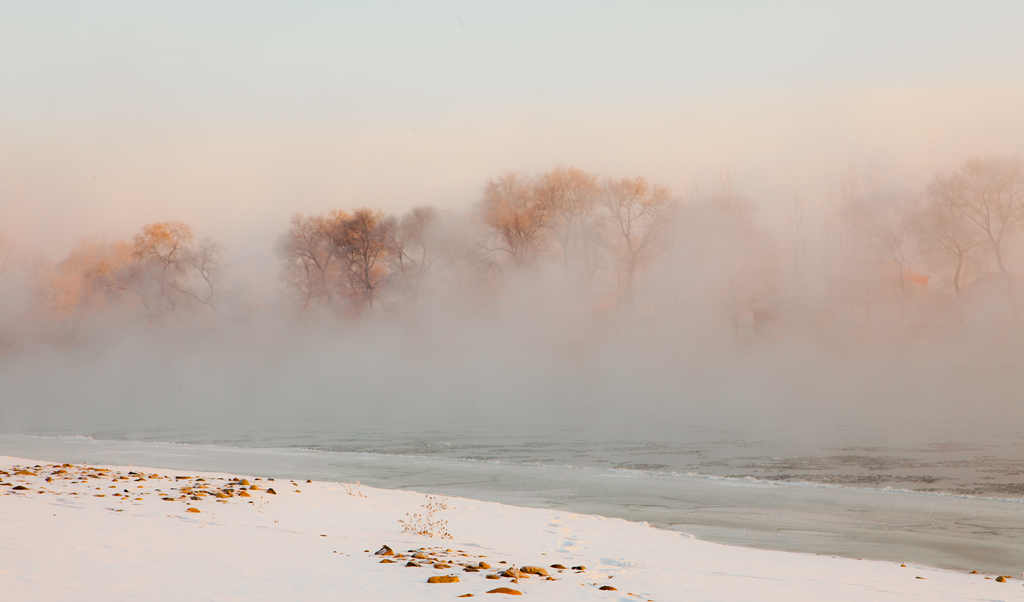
left=3, top=1, right=1023, bottom=255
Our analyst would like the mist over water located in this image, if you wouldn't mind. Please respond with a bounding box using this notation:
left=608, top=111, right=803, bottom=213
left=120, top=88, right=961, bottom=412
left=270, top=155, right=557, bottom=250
left=4, top=166, right=1024, bottom=494
left=3, top=228, right=1024, bottom=495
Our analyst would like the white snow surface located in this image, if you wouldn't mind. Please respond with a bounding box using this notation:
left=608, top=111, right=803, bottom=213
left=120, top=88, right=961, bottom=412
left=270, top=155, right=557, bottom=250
left=0, top=456, right=1019, bottom=601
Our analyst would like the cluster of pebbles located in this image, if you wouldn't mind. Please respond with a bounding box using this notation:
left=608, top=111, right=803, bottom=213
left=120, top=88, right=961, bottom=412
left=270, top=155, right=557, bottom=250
left=370, top=544, right=651, bottom=599
left=0, top=462, right=301, bottom=511
left=4, top=461, right=657, bottom=596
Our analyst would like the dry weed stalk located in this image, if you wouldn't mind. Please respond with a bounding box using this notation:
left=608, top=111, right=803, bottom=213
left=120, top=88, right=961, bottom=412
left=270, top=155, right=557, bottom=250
left=399, top=494, right=452, bottom=539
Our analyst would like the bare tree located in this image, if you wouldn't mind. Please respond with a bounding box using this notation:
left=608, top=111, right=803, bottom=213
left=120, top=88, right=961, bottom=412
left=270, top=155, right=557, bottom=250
left=395, top=206, right=438, bottom=297
left=181, top=238, right=219, bottom=308
left=931, top=157, right=1024, bottom=314
left=915, top=178, right=983, bottom=295
left=481, top=173, right=549, bottom=265
left=132, top=221, right=191, bottom=311
left=534, top=167, right=599, bottom=271
left=939, top=158, right=1024, bottom=277
left=328, top=208, right=397, bottom=309
left=601, top=176, right=672, bottom=301
left=278, top=212, right=346, bottom=309
left=397, top=206, right=436, bottom=273
left=131, top=221, right=219, bottom=312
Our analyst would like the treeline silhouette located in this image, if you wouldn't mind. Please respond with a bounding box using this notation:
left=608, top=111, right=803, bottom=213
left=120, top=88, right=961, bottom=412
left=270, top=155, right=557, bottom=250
left=3, top=157, right=1024, bottom=353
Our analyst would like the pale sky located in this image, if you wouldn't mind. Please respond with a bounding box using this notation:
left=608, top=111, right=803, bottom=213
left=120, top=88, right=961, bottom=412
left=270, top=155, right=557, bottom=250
left=2, top=1, right=1023, bottom=256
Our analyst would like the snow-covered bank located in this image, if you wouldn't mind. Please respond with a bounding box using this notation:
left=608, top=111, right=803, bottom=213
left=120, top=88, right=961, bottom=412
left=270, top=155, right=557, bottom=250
left=0, top=456, right=1016, bottom=601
